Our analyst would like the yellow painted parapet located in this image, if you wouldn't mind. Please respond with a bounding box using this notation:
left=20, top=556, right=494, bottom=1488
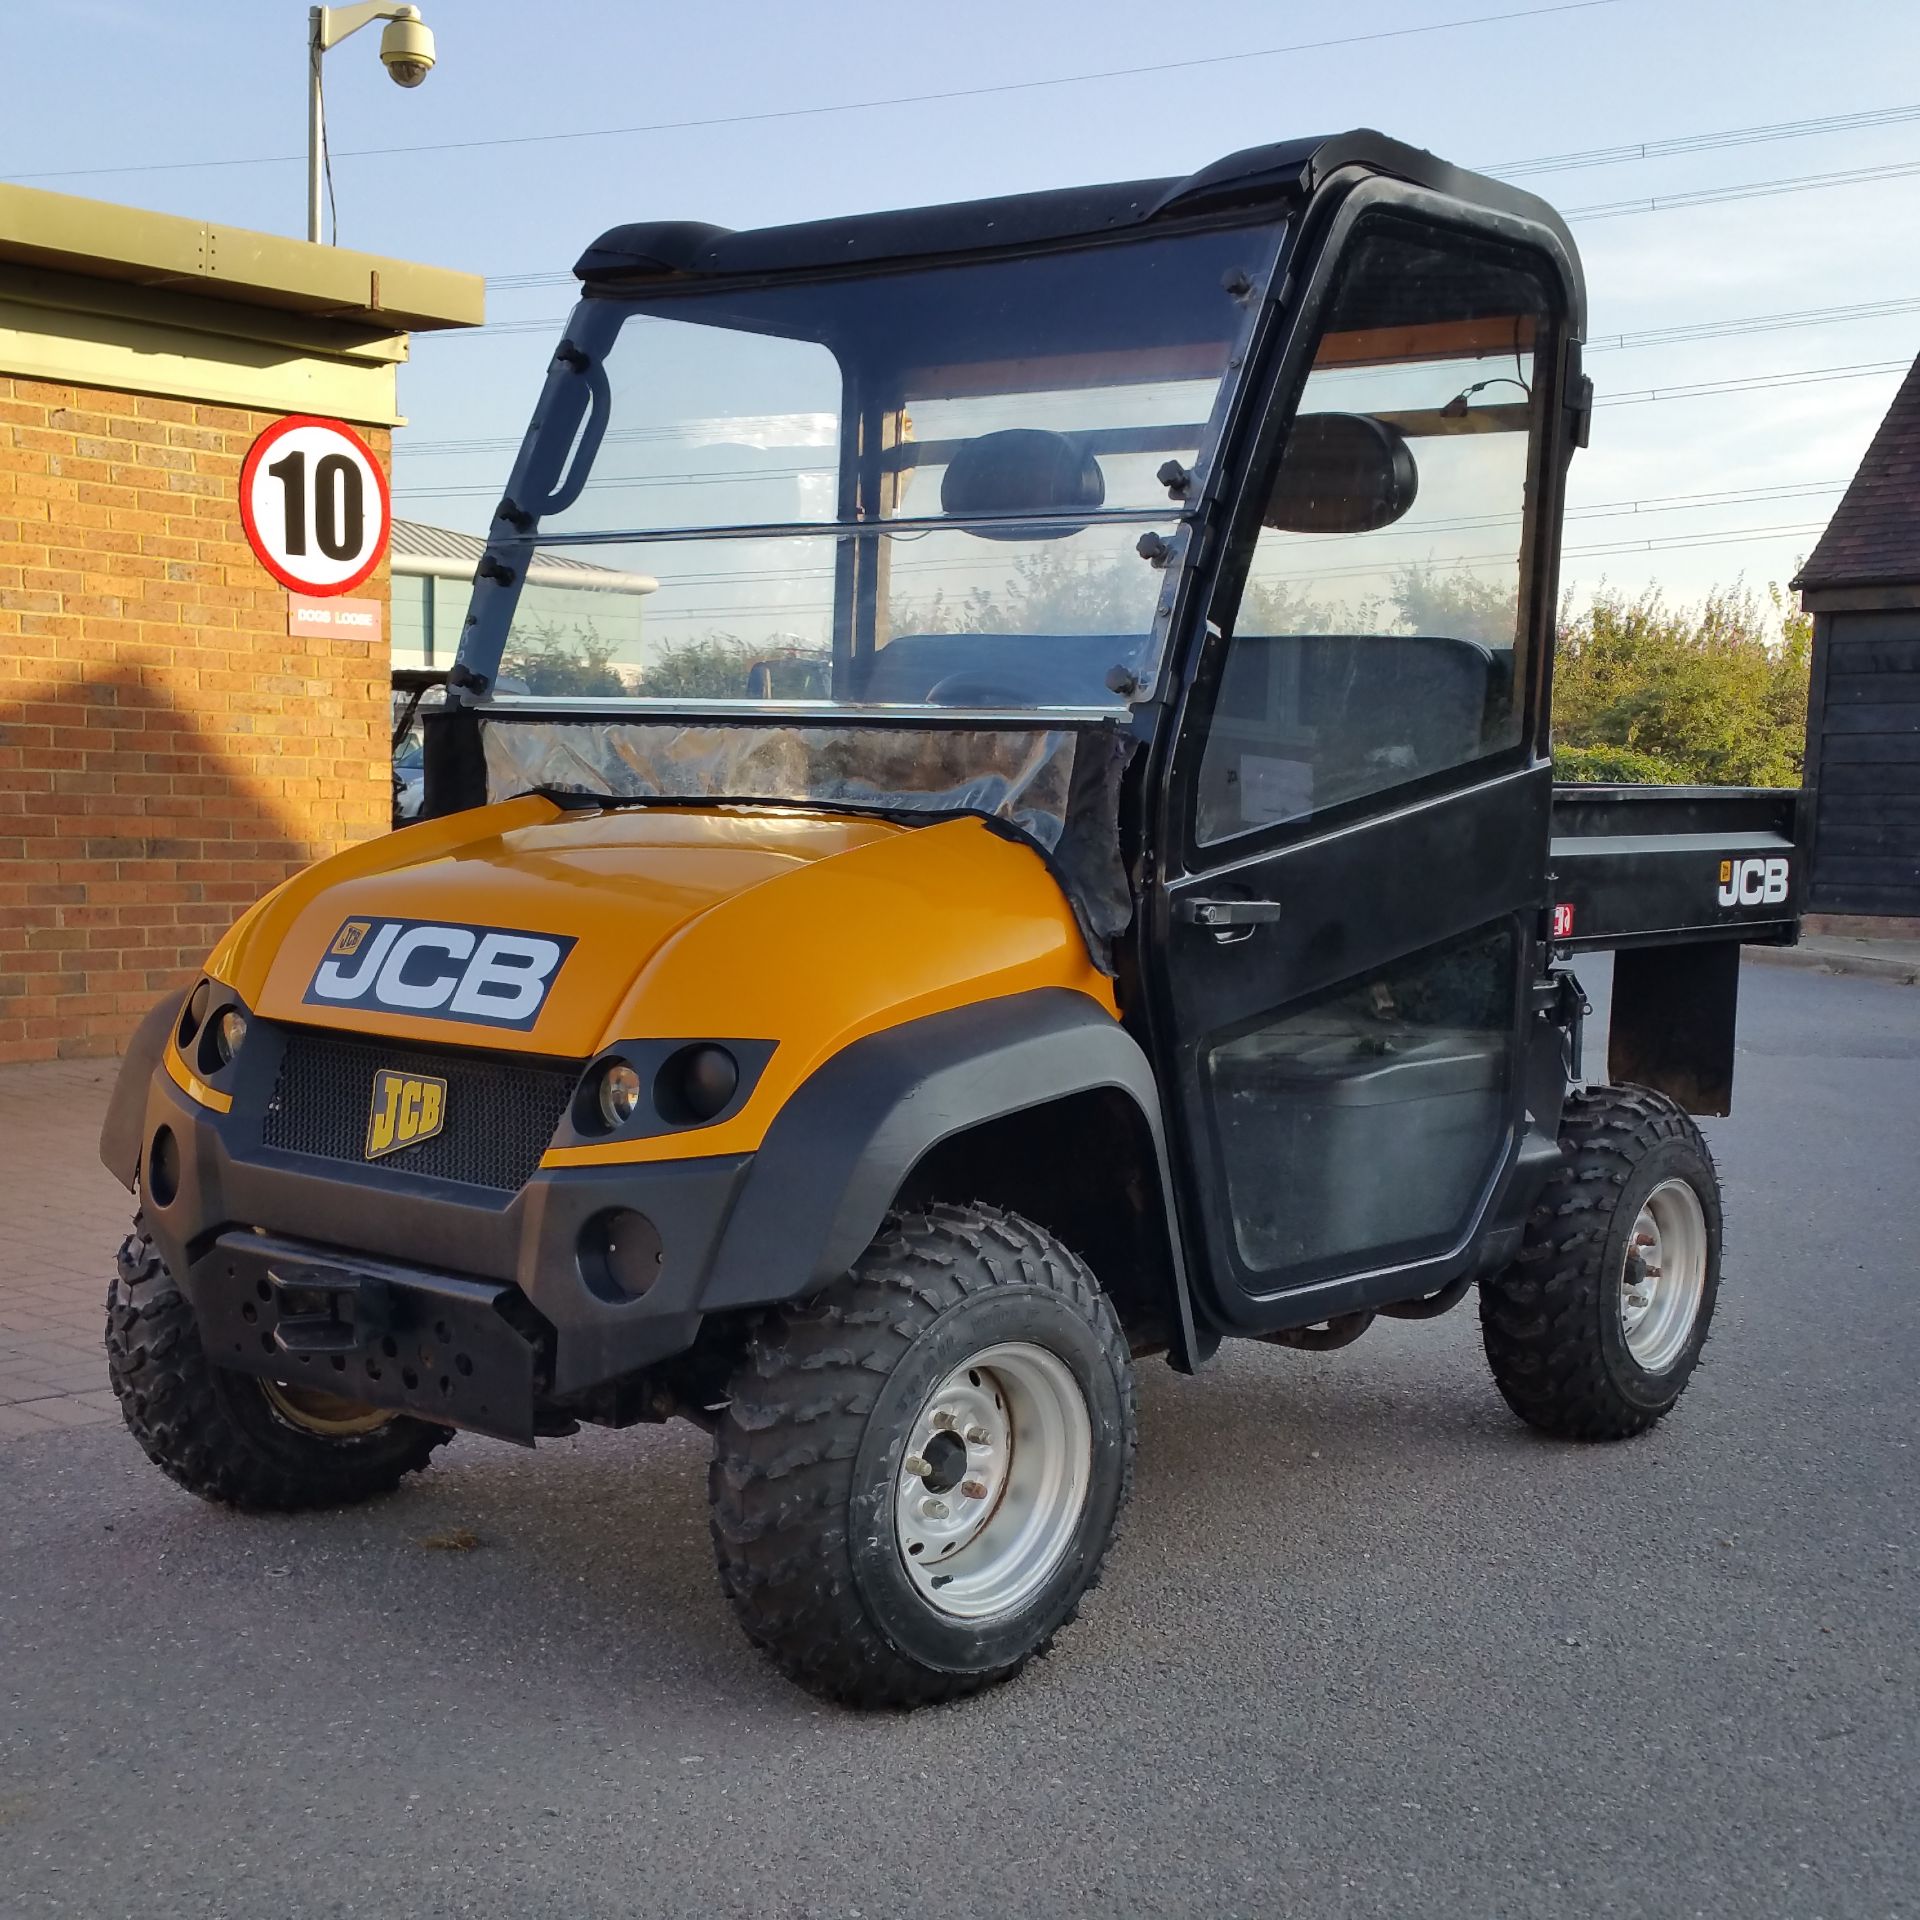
left=0, top=182, right=483, bottom=328
left=0, top=181, right=482, bottom=422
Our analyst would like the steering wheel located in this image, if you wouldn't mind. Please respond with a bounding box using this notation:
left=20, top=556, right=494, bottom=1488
left=923, top=674, right=1028, bottom=709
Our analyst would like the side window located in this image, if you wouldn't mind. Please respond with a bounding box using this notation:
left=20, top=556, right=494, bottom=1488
left=1195, top=223, right=1556, bottom=846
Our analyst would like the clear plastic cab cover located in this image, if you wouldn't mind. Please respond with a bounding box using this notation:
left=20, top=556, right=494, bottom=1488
left=482, top=718, right=1078, bottom=848
left=479, top=715, right=1139, bottom=963
left=459, top=220, right=1282, bottom=719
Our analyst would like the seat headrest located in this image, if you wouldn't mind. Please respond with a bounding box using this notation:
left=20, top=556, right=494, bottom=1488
left=940, top=429, right=1106, bottom=540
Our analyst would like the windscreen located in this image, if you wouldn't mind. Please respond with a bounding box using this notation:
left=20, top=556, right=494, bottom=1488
left=461, top=221, right=1280, bottom=716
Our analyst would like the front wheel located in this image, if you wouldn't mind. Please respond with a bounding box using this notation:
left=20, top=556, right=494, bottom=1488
left=105, top=1218, right=450, bottom=1510
left=1480, top=1084, right=1722, bottom=1441
left=709, top=1204, right=1136, bottom=1709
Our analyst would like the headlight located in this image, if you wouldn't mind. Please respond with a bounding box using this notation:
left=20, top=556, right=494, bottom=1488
left=210, top=1007, right=248, bottom=1066
left=597, top=1060, right=642, bottom=1129
left=660, top=1044, right=738, bottom=1124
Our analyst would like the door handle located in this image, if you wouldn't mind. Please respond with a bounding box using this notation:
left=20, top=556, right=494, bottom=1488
left=1180, top=897, right=1283, bottom=942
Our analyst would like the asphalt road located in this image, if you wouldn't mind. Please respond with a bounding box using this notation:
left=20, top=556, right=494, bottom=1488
left=2, top=957, right=1915, bottom=1920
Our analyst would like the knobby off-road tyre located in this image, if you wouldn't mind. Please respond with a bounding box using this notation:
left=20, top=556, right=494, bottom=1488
left=1480, top=1083, right=1722, bottom=1441
left=709, top=1204, right=1136, bottom=1710
left=105, top=1217, right=449, bottom=1510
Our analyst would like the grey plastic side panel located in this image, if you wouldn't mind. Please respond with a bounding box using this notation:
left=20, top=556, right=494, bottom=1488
left=700, top=989, right=1194, bottom=1338
left=98, top=989, right=186, bottom=1190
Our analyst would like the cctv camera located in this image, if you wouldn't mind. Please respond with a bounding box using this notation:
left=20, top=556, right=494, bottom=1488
left=380, top=12, right=436, bottom=87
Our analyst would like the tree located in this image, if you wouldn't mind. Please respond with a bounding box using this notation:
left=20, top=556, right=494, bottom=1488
left=1391, top=566, right=1518, bottom=649
left=633, top=632, right=829, bottom=699
left=499, top=618, right=626, bottom=697
left=1551, top=583, right=1809, bottom=787
left=901, top=543, right=1154, bottom=635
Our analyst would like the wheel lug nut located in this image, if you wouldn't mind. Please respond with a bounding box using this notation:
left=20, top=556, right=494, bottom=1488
left=930, top=1409, right=957, bottom=1431
left=961, top=1478, right=989, bottom=1500
left=923, top=1498, right=949, bottom=1520
left=905, top=1453, right=933, bottom=1479
left=965, top=1425, right=991, bottom=1445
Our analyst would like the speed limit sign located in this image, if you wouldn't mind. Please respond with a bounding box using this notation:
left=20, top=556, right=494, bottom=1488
left=239, top=415, right=391, bottom=596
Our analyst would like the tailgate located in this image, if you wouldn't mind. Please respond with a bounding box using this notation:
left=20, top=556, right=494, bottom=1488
left=1549, top=784, right=1802, bottom=952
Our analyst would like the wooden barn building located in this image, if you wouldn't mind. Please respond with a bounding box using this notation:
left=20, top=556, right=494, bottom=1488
left=1795, top=352, right=1920, bottom=929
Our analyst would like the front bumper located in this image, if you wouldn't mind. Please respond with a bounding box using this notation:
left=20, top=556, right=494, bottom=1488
left=137, top=1041, right=750, bottom=1443
left=194, top=1233, right=546, bottom=1443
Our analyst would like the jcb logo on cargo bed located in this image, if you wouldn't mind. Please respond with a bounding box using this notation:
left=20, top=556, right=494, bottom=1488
left=306, top=917, right=576, bottom=1031
left=366, top=1069, right=446, bottom=1159
left=1717, top=857, right=1790, bottom=909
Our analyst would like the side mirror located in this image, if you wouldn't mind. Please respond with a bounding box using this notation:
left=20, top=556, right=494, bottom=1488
left=1264, top=413, right=1418, bottom=535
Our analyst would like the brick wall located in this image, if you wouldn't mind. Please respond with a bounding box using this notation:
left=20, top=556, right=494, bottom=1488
left=0, top=375, right=392, bottom=1064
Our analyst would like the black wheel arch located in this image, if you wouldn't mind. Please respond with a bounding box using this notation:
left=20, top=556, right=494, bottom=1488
left=99, top=986, right=188, bottom=1191
left=699, top=988, right=1202, bottom=1370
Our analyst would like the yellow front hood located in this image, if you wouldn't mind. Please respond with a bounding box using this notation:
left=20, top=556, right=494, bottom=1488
left=206, top=795, right=1114, bottom=1159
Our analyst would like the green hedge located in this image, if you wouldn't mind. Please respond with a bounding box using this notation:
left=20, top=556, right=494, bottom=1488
left=1551, top=742, right=1691, bottom=785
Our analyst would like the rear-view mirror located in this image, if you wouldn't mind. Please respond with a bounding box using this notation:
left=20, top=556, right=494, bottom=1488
left=1264, top=412, right=1419, bottom=535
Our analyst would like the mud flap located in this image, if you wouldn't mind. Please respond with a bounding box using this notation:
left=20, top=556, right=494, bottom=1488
left=1607, top=940, right=1739, bottom=1117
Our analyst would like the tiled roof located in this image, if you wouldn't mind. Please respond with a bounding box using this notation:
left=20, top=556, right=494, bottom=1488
left=1794, top=352, right=1920, bottom=592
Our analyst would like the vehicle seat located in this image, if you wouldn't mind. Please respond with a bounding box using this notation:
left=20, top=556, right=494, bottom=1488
left=939, top=429, right=1105, bottom=538
left=1199, top=631, right=1506, bottom=835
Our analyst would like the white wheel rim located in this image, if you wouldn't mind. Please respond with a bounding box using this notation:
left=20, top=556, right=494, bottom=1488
left=1619, top=1176, right=1709, bottom=1373
left=893, top=1342, right=1092, bottom=1621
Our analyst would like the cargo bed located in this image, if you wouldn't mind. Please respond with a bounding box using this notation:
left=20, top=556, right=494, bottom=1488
left=1549, top=784, right=1802, bottom=954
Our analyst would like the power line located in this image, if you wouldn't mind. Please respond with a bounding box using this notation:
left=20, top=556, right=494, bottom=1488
left=423, top=288, right=1920, bottom=350
left=1585, top=295, right=1920, bottom=353
left=473, top=160, right=1920, bottom=297
left=391, top=354, right=1912, bottom=486
left=1238, top=519, right=1830, bottom=587
left=0, top=0, right=1619, bottom=183
left=412, top=316, right=564, bottom=338
left=1566, top=158, right=1920, bottom=221
left=1593, top=358, right=1912, bottom=407
left=609, top=509, right=1831, bottom=627
left=1282, top=480, right=1848, bottom=546
left=1481, top=102, right=1920, bottom=177
left=1567, top=520, right=1825, bottom=559
left=564, top=509, right=1828, bottom=628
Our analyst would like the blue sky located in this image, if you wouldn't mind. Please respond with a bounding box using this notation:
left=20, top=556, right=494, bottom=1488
left=4, top=0, right=1918, bottom=612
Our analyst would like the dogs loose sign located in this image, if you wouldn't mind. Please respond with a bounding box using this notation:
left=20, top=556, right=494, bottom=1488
left=240, top=415, right=391, bottom=597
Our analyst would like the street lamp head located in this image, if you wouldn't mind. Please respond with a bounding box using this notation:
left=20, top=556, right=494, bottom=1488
left=379, top=8, right=435, bottom=87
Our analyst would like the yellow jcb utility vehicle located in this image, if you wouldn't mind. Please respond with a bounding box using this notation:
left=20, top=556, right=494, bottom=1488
left=102, top=131, right=1801, bottom=1708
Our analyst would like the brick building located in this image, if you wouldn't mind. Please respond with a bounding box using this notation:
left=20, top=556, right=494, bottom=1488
left=0, top=186, right=479, bottom=1063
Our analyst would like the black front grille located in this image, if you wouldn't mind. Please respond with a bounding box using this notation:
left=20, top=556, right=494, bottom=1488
left=259, top=1029, right=578, bottom=1192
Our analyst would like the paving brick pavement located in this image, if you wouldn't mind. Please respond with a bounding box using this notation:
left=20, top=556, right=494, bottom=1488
left=0, top=1057, right=131, bottom=1437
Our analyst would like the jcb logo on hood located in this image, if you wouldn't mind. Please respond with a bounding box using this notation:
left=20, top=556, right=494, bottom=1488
left=305, top=918, right=576, bottom=1031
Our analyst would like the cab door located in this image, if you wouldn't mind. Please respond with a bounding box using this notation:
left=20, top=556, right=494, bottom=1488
left=1147, top=204, right=1573, bottom=1334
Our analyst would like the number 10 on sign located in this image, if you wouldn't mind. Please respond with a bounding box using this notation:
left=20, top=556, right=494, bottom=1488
left=239, top=415, right=391, bottom=597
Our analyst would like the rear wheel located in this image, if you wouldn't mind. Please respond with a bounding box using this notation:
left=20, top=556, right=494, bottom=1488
left=709, top=1204, right=1135, bottom=1709
left=1480, top=1084, right=1722, bottom=1440
left=105, top=1217, right=450, bottom=1510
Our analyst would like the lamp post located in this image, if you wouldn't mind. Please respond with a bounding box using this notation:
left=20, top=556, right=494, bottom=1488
left=306, top=2, right=438, bottom=244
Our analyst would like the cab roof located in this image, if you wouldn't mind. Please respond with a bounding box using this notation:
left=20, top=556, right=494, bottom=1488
left=574, top=128, right=1583, bottom=318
